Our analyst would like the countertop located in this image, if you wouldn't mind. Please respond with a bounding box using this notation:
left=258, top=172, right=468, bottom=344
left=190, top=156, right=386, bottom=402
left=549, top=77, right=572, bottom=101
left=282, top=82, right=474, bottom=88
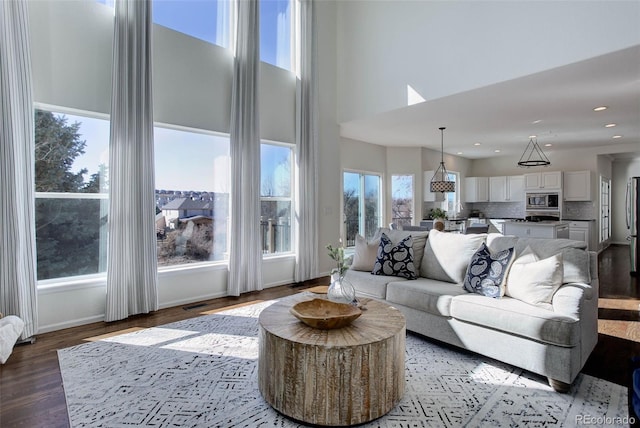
left=504, top=220, right=569, bottom=226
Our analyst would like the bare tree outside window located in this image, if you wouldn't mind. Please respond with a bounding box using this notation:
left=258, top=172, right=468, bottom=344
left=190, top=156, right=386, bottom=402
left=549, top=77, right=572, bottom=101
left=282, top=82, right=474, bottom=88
left=391, top=174, right=414, bottom=228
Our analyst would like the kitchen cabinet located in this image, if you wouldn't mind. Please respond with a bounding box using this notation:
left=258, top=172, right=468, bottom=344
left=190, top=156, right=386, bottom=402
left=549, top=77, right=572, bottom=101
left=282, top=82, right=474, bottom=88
left=504, top=221, right=570, bottom=239
left=489, top=175, right=524, bottom=202
left=524, top=171, right=562, bottom=190
left=569, top=220, right=594, bottom=250
left=564, top=171, right=592, bottom=201
left=488, top=218, right=506, bottom=234
left=423, top=171, right=445, bottom=202
left=464, top=177, right=489, bottom=202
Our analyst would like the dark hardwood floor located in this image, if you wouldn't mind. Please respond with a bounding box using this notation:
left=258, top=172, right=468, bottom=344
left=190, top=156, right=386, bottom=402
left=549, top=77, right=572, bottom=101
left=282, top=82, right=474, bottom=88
left=1, top=245, right=638, bottom=427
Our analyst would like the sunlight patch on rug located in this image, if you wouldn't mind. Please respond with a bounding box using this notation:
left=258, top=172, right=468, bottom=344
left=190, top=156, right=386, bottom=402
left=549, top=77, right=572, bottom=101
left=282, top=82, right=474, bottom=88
left=58, top=297, right=630, bottom=427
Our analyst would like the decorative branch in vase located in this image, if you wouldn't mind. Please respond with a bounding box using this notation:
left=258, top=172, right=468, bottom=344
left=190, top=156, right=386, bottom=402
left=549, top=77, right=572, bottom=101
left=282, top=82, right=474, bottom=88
left=326, top=242, right=357, bottom=305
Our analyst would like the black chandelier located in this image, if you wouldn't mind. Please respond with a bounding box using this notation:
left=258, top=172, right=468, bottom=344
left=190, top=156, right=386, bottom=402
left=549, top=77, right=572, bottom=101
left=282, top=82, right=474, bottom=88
left=517, top=136, right=551, bottom=167
left=430, top=127, right=455, bottom=193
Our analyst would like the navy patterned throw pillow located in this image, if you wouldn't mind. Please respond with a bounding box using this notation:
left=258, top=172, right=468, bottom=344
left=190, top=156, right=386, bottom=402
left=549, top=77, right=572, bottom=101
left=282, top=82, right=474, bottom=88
left=371, top=233, right=417, bottom=279
left=463, top=243, right=515, bottom=298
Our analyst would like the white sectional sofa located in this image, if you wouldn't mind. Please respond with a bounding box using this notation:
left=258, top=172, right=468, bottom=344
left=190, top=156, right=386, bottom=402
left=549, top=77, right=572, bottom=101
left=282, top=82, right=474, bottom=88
left=345, top=228, right=598, bottom=392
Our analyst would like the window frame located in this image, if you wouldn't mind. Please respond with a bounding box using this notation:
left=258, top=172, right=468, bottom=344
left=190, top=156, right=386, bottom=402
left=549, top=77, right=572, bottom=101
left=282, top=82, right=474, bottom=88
left=342, top=169, right=383, bottom=246
left=442, top=171, right=461, bottom=216
left=260, top=139, right=295, bottom=257
left=390, top=173, right=415, bottom=228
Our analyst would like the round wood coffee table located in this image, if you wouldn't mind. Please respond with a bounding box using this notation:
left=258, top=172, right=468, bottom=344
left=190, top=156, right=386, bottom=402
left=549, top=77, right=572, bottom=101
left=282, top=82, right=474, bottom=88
left=258, top=293, right=406, bottom=426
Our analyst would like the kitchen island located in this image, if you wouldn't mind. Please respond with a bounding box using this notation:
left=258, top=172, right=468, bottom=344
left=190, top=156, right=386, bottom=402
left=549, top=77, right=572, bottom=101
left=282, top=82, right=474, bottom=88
left=503, top=220, right=570, bottom=239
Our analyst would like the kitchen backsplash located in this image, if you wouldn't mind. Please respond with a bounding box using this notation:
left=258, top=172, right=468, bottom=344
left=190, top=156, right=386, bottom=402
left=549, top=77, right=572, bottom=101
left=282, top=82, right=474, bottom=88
left=424, top=201, right=595, bottom=220
left=465, top=202, right=525, bottom=219
left=563, top=201, right=596, bottom=220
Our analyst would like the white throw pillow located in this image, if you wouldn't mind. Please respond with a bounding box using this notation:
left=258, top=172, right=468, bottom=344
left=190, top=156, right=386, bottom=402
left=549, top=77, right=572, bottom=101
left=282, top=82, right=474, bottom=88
left=506, top=247, right=564, bottom=309
left=351, top=234, right=380, bottom=271
left=420, top=229, right=486, bottom=283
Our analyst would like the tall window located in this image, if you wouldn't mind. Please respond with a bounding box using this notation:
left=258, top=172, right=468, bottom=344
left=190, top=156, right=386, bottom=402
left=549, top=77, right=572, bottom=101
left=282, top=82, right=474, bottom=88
left=343, top=172, right=382, bottom=246
left=154, top=126, right=230, bottom=267
left=34, top=109, right=109, bottom=281
left=97, top=0, right=232, bottom=48
left=260, top=0, right=292, bottom=70
left=442, top=171, right=461, bottom=215
left=261, top=142, right=293, bottom=254
left=391, top=174, right=414, bottom=228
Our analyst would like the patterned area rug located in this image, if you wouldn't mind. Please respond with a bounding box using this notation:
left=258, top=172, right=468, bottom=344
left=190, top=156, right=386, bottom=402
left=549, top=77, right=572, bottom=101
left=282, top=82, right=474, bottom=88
left=58, top=297, right=630, bottom=427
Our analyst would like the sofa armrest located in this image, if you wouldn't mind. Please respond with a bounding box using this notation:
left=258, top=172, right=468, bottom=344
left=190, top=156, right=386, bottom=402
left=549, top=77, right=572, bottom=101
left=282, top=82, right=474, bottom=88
left=552, top=283, right=590, bottom=319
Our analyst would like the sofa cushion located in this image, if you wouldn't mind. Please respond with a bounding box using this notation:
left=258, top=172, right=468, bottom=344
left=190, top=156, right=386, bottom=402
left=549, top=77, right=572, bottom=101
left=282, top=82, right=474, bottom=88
left=351, top=234, right=379, bottom=271
left=372, top=233, right=417, bottom=279
left=463, top=243, right=515, bottom=298
left=344, top=269, right=407, bottom=299
left=373, top=228, right=429, bottom=273
left=420, top=229, right=486, bottom=283
left=450, top=294, right=579, bottom=347
left=515, top=238, right=589, bottom=284
left=386, top=278, right=468, bottom=317
left=506, top=247, right=564, bottom=310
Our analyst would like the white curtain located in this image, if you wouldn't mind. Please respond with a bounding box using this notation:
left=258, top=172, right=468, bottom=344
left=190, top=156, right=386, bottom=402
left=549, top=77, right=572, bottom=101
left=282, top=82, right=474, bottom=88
left=0, top=0, right=38, bottom=339
left=106, top=0, right=158, bottom=321
left=228, top=0, right=262, bottom=296
left=294, top=0, right=319, bottom=282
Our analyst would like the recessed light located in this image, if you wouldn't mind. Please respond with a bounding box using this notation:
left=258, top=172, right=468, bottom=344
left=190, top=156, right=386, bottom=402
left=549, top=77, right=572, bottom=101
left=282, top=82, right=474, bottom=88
left=474, top=142, right=481, bottom=146
left=494, top=149, right=501, bottom=153
left=528, top=135, right=537, bottom=139
left=612, top=135, right=623, bottom=139
left=544, top=143, right=553, bottom=147
left=593, top=106, right=608, bottom=111
left=605, top=123, right=616, bottom=128
left=457, top=152, right=463, bottom=155
left=532, top=120, right=542, bottom=124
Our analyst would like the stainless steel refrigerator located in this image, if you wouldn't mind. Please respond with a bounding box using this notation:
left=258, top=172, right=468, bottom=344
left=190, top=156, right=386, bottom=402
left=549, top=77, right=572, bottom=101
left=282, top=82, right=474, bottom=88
left=627, top=177, right=639, bottom=276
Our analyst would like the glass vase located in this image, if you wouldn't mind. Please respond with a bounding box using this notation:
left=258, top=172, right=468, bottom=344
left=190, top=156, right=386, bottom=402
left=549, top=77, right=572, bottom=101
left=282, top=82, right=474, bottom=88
left=327, top=272, right=357, bottom=305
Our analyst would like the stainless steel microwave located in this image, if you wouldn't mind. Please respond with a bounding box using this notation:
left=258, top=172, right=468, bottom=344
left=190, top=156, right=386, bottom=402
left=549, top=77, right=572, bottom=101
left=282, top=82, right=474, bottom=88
left=526, top=192, right=559, bottom=210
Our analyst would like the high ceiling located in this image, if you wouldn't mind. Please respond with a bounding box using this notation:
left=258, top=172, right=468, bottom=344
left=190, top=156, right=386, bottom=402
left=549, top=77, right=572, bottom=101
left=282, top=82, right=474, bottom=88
left=339, top=45, right=640, bottom=160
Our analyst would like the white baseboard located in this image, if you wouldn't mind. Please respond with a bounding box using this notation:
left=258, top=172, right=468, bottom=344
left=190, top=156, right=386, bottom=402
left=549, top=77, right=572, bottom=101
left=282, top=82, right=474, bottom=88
left=38, top=314, right=105, bottom=334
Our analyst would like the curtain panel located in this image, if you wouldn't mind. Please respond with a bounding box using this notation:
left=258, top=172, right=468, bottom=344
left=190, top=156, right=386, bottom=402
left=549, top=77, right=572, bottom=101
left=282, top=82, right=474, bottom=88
left=294, top=0, right=319, bottom=282
left=105, top=0, right=158, bottom=321
left=227, top=0, right=263, bottom=296
left=0, top=0, right=38, bottom=339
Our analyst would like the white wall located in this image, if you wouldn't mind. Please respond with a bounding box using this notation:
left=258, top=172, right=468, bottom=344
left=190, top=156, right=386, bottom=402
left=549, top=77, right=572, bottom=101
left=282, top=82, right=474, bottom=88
left=27, top=0, right=311, bottom=332
left=336, top=0, right=640, bottom=123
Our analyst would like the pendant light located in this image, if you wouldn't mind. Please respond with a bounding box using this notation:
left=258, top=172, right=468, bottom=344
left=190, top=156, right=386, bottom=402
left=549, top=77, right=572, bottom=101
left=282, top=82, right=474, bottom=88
left=517, top=136, right=551, bottom=167
left=430, top=127, right=455, bottom=193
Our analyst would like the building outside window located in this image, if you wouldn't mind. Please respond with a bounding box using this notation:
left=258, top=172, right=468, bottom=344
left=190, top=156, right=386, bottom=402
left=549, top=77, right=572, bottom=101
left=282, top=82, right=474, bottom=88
left=261, top=142, right=293, bottom=254
left=391, top=174, right=414, bottom=229
left=343, top=171, right=382, bottom=246
left=34, top=108, right=109, bottom=281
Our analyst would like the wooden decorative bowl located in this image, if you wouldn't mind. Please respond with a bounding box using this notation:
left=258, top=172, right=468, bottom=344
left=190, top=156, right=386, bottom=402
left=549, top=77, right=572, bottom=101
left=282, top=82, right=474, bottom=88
left=290, top=298, right=362, bottom=329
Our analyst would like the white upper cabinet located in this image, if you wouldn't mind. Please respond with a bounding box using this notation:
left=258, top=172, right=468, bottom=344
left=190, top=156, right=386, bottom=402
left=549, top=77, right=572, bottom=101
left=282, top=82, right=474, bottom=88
left=489, top=175, right=524, bottom=202
left=464, top=177, right=489, bottom=202
left=423, top=171, right=445, bottom=202
left=564, top=170, right=592, bottom=201
left=524, top=171, right=562, bottom=190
